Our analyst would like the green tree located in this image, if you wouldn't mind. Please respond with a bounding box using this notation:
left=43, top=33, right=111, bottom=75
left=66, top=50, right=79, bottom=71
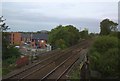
left=1, top=16, right=10, bottom=60
left=79, top=28, right=88, bottom=39
left=1, top=16, right=21, bottom=75
left=89, top=36, right=119, bottom=78
left=100, top=19, right=118, bottom=35
left=48, top=25, right=80, bottom=49
left=1, top=17, right=20, bottom=62
left=55, top=39, right=67, bottom=49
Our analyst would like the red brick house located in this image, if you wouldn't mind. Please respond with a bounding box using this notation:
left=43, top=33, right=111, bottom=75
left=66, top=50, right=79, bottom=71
left=9, top=32, right=48, bottom=49
left=10, top=32, right=21, bottom=45
left=31, top=33, right=48, bottom=48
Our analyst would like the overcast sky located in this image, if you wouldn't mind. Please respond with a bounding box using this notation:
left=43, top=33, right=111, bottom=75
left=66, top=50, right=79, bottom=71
left=1, top=0, right=119, bottom=33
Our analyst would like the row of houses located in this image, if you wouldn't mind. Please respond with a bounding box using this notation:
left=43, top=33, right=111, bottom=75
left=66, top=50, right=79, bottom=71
left=8, top=31, right=49, bottom=49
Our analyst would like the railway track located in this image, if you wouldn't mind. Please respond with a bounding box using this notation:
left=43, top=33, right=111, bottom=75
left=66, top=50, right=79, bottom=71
left=4, top=44, right=78, bottom=80
left=57, top=49, right=88, bottom=80
left=4, top=48, right=73, bottom=80
left=41, top=49, right=87, bottom=81
left=18, top=48, right=86, bottom=80
left=2, top=50, right=60, bottom=78
left=3, top=40, right=91, bottom=81
left=41, top=53, right=79, bottom=80
left=17, top=49, right=76, bottom=80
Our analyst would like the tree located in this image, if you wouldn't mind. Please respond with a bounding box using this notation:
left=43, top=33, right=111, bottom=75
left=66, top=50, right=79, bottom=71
left=89, top=36, right=119, bottom=78
left=79, top=28, right=88, bottom=39
left=0, top=16, right=10, bottom=31
left=48, top=25, right=80, bottom=49
left=1, top=16, right=20, bottom=61
left=1, top=16, right=21, bottom=75
left=100, top=19, right=118, bottom=35
left=0, top=16, right=10, bottom=60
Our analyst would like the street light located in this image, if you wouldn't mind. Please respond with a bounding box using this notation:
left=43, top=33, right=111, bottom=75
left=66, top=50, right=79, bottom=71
left=41, top=40, right=44, bottom=43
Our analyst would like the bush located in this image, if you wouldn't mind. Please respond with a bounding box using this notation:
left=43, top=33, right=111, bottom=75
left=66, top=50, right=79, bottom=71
left=2, top=68, right=10, bottom=75
left=89, top=36, right=119, bottom=78
left=93, top=36, right=118, bottom=53
left=3, top=45, right=21, bottom=60
left=99, top=48, right=119, bottom=77
left=2, top=45, right=21, bottom=75
left=89, top=51, right=101, bottom=71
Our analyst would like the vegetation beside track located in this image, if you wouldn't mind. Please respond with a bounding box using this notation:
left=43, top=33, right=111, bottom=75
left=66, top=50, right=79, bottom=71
left=69, top=65, right=80, bottom=80
left=88, top=19, right=120, bottom=79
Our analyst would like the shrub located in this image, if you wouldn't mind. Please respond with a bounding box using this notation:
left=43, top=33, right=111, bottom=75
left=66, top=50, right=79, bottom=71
left=93, top=36, right=118, bottom=53
left=89, top=36, right=119, bottom=77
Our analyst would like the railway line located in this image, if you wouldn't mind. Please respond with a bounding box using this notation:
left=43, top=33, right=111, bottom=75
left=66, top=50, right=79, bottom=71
left=5, top=48, right=73, bottom=79
left=57, top=49, right=88, bottom=80
left=4, top=51, right=58, bottom=78
left=18, top=51, right=74, bottom=80
left=17, top=48, right=78, bottom=80
left=3, top=40, right=91, bottom=81
left=41, top=51, right=80, bottom=80
left=41, top=49, right=87, bottom=81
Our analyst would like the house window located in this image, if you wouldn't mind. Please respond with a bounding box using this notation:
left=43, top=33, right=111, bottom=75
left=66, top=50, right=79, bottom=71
left=13, top=34, right=14, bottom=37
left=32, top=39, right=34, bottom=42
left=21, top=37, right=22, bottom=41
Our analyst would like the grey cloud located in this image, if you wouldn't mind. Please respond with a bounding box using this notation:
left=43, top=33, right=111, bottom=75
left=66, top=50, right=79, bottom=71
left=6, top=16, right=100, bottom=32
left=2, top=2, right=117, bottom=33
left=3, top=7, right=100, bottom=33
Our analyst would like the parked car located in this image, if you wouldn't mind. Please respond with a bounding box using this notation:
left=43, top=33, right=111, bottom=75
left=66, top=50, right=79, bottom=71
left=15, top=46, right=20, bottom=49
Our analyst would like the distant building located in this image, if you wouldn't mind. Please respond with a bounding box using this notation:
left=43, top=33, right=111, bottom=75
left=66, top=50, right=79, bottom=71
left=9, top=31, right=48, bottom=49
left=21, top=33, right=31, bottom=45
left=31, top=33, right=48, bottom=48
left=10, top=32, right=21, bottom=45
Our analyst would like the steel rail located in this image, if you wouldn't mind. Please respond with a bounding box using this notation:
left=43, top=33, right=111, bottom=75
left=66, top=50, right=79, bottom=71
left=40, top=53, right=76, bottom=81
left=56, top=57, right=80, bottom=81
left=6, top=50, right=62, bottom=79
left=18, top=49, right=74, bottom=80
left=5, top=40, right=89, bottom=80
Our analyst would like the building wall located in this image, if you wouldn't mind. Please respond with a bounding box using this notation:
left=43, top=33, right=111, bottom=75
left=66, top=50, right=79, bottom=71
left=11, top=32, right=21, bottom=45
left=39, top=40, right=47, bottom=48
left=10, top=32, right=48, bottom=49
left=21, top=37, right=31, bottom=45
left=30, top=39, right=47, bottom=48
left=31, top=39, right=36, bottom=48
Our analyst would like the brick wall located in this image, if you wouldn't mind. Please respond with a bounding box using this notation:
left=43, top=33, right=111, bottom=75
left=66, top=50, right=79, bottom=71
left=11, top=32, right=21, bottom=45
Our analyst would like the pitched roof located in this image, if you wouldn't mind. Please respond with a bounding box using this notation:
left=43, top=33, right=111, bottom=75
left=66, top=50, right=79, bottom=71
left=32, top=33, right=48, bottom=40
left=21, top=33, right=31, bottom=38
